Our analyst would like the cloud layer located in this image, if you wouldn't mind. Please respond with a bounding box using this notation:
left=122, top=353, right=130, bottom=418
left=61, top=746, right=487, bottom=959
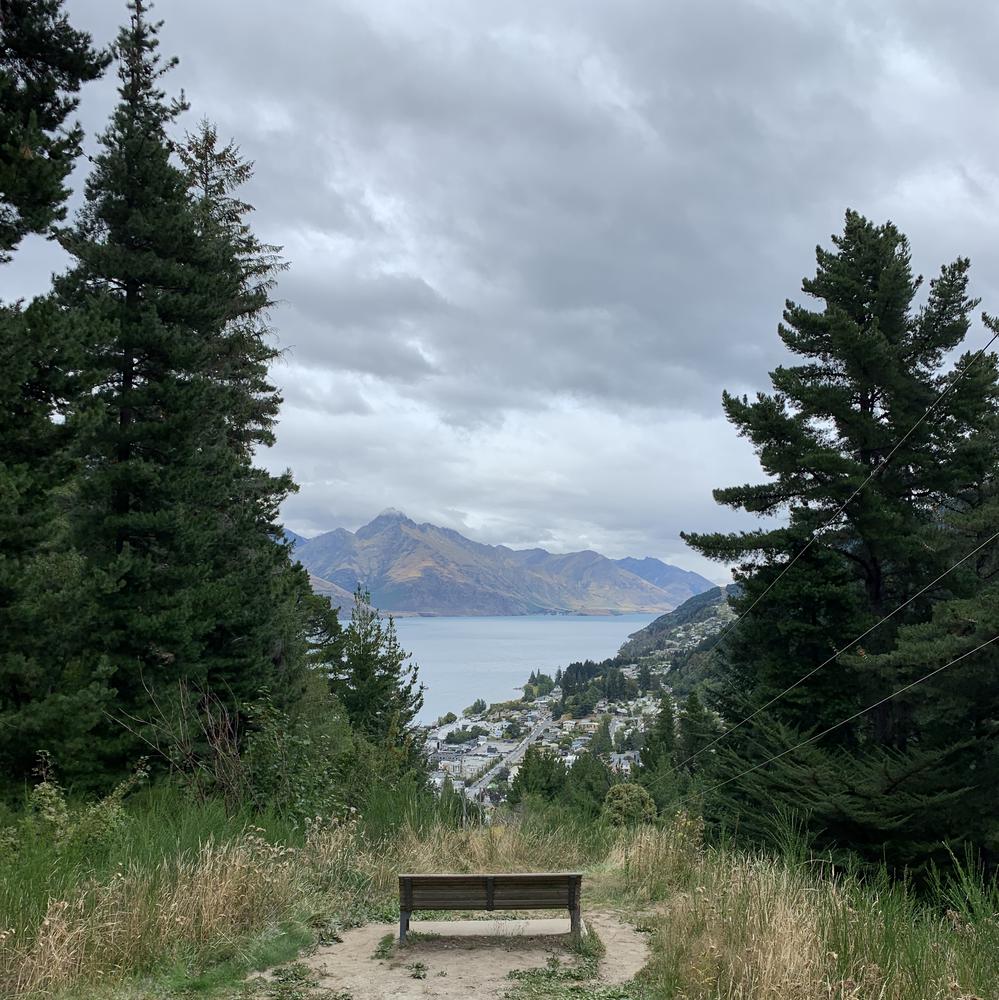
left=8, top=0, right=999, bottom=580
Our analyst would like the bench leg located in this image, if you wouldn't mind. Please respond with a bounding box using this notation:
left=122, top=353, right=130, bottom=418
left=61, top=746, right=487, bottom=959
left=570, top=905, right=582, bottom=939
left=400, top=910, right=410, bottom=943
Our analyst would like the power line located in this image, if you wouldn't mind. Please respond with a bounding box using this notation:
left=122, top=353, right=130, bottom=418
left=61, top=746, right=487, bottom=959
left=671, top=525, right=999, bottom=772
left=701, top=327, right=999, bottom=662
left=687, top=631, right=999, bottom=804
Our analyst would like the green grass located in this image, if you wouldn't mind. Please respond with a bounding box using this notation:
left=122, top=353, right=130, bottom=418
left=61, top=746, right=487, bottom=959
left=0, top=777, right=463, bottom=998
left=370, top=933, right=394, bottom=961
left=505, top=927, right=639, bottom=1000
left=3, top=782, right=998, bottom=1000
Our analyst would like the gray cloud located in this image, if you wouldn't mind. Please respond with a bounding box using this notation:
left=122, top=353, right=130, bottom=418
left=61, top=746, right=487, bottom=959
left=10, top=0, right=999, bottom=579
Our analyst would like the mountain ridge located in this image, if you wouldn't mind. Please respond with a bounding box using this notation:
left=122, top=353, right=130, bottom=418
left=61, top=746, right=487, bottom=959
left=290, top=511, right=716, bottom=616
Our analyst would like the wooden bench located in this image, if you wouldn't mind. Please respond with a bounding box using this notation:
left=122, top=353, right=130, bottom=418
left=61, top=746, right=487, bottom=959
left=397, top=872, right=583, bottom=942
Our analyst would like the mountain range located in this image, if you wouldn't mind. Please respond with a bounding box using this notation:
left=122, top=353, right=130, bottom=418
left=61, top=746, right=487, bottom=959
left=286, top=510, right=715, bottom=616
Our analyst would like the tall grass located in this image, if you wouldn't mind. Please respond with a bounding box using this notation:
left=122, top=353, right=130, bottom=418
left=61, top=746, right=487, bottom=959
left=622, top=819, right=999, bottom=1000
left=0, top=779, right=462, bottom=997
left=2, top=785, right=997, bottom=999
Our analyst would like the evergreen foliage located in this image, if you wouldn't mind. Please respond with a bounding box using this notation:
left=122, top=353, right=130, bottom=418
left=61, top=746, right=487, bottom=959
left=507, top=744, right=566, bottom=805
left=676, top=690, right=718, bottom=772
left=561, top=752, right=614, bottom=819
left=639, top=692, right=683, bottom=808
left=331, top=587, right=425, bottom=770
left=0, top=3, right=331, bottom=789
left=640, top=692, right=676, bottom=771
left=0, top=0, right=108, bottom=259
left=589, top=714, right=613, bottom=755
left=0, top=0, right=107, bottom=787
left=33, top=3, right=319, bottom=783
left=683, top=210, right=999, bottom=869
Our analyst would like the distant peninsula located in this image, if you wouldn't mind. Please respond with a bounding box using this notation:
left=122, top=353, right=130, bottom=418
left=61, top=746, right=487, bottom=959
left=285, top=509, right=715, bottom=616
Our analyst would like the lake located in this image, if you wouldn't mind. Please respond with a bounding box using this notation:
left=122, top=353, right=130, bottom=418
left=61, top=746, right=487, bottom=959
left=390, top=614, right=657, bottom=723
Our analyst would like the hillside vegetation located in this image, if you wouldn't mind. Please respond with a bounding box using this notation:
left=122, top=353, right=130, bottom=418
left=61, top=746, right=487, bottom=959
left=2, top=785, right=997, bottom=999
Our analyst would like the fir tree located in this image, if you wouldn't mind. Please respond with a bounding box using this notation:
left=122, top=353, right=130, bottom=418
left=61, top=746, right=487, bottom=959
left=639, top=691, right=681, bottom=807
left=173, top=119, right=315, bottom=713
left=638, top=661, right=652, bottom=693
left=676, top=690, right=718, bottom=773
left=589, top=715, right=613, bottom=755
left=0, top=0, right=108, bottom=259
left=507, top=744, right=566, bottom=805
left=48, top=2, right=307, bottom=781
left=561, top=751, right=614, bottom=819
left=640, top=692, right=676, bottom=770
left=332, top=587, right=424, bottom=767
left=683, top=211, right=999, bottom=868
left=0, top=1, right=106, bottom=788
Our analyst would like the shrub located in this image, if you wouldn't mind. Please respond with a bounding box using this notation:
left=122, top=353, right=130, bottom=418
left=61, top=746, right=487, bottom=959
left=602, top=783, right=656, bottom=827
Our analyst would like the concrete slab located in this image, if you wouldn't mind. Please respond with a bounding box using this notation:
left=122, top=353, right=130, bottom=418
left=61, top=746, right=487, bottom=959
left=407, top=917, right=573, bottom=937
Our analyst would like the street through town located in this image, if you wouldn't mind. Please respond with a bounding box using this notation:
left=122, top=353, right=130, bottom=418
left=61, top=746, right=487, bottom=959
left=464, top=711, right=551, bottom=798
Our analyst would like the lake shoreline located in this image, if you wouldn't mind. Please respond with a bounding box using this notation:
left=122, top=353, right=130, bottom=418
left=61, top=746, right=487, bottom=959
left=390, top=613, right=658, bottom=723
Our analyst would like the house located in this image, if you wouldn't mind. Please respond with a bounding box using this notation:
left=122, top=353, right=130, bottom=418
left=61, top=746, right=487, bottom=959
left=608, top=751, right=640, bottom=775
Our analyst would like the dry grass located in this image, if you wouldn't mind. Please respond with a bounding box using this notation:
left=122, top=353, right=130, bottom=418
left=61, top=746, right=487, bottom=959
left=619, top=820, right=998, bottom=1000
left=0, top=814, right=604, bottom=997
left=2, top=807, right=997, bottom=999
left=379, top=816, right=604, bottom=884
left=8, top=830, right=306, bottom=996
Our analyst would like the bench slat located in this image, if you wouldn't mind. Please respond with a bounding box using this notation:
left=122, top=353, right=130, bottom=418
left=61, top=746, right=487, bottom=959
left=398, top=873, right=582, bottom=942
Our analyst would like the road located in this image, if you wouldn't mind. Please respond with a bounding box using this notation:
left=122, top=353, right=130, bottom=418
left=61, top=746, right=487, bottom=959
left=464, top=712, right=551, bottom=798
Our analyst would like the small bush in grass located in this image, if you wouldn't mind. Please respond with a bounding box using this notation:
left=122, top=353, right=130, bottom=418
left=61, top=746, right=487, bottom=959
left=602, top=784, right=656, bottom=827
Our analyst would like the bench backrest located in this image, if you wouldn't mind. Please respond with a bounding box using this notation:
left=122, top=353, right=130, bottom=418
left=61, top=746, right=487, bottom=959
left=399, top=872, right=582, bottom=912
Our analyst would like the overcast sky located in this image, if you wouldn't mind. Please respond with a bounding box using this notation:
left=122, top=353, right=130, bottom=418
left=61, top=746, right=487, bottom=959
left=5, top=0, right=999, bottom=582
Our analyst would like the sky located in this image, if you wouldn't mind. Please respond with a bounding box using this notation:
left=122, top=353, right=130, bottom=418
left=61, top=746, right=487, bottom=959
left=5, top=0, right=999, bottom=582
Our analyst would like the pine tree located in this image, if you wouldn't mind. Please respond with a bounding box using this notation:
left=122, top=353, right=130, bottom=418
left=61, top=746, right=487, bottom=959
left=173, top=119, right=316, bottom=712
left=640, top=692, right=676, bottom=770
left=638, top=661, right=652, bottom=693
left=860, top=365, right=999, bottom=867
left=639, top=691, right=681, bottom=807
left=561, top=751, right=613, bottom=819
left=589, top=714, right=613, bottom=755
left=676, top=690, right=718, bottom=773
left=507, top=744, right=566, bottom=805
left=0, top=0, right=108, bottom=259
left=683, top=210, right=999, bottom=867
left=0, top=2, right=107, bottom=789
left=332, top=587, right=424, bottom=768
left=47, top=2, right=307, bottom=781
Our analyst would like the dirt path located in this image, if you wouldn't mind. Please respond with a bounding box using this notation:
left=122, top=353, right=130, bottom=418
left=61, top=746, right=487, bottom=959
left=301, top=912, right=648, bottom=999
left=587, top=910, right=650, bottom=984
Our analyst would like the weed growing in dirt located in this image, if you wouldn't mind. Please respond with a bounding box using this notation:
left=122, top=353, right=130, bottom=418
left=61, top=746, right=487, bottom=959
left=406, top=961, right=428, bottom=979
left=242, top=961, right=352, bottom=1000
left=371, top=933, right=394, bottom=960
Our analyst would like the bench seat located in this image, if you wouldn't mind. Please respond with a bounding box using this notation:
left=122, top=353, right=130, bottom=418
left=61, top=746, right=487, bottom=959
left=398, top=872, right=582, bottom=941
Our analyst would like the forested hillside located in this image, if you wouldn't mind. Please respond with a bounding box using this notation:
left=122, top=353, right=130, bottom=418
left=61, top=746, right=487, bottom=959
left=617, top=584, right=738, bottom=659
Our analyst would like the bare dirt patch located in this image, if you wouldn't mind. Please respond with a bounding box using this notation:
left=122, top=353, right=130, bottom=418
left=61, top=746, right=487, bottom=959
left=586, top=911, right=649, bottom=985
left=301, top=912, right=647, bottom=999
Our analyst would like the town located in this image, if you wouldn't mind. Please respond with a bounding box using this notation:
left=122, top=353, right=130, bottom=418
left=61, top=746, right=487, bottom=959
left=423, top=590, right=735, bottom=804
